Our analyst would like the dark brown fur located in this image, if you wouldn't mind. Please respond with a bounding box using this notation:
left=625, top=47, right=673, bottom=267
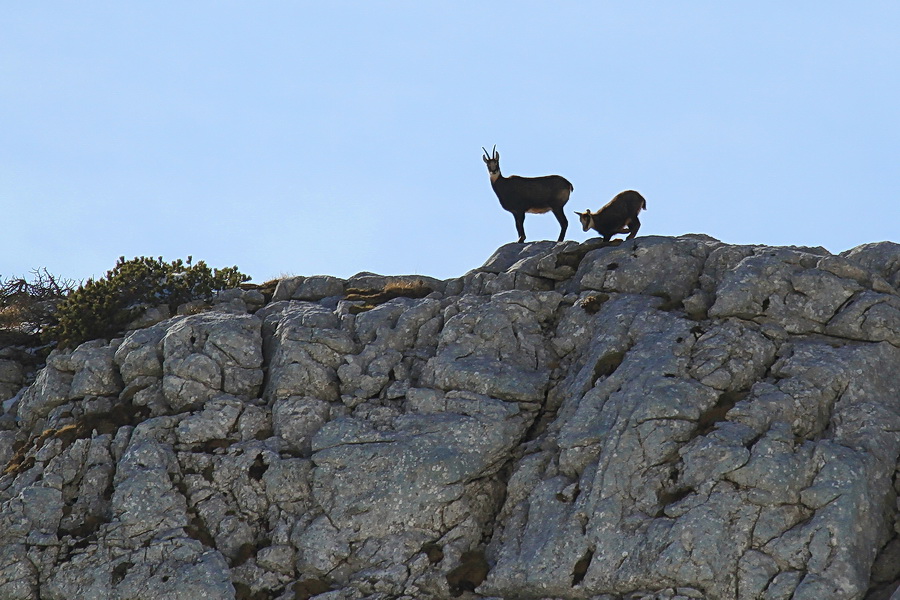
left=483, top=146, right=573, bottom=243
left=575, top=190, right=647, bottom=242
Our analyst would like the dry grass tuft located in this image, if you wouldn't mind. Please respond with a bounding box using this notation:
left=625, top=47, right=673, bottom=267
left=345, top=279, right=434, bottom=314
left=577, top=293, right=610, bottom=314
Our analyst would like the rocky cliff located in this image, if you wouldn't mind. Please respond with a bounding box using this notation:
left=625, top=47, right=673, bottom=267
left=1, top=235, right=899, bottom=600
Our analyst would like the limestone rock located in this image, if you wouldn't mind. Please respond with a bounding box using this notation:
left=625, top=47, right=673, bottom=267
left=273, top=275, right=346, bottom=302
left=338, top=296, right=442, bottom=406
left=175, top=394, right=244, bottom=445
left=162, top=313, right=263, bottom=411
left=842, top=241, right=900, bottom=288
left=0, top=359, right=25, bottom=403
left=15, top=339, right=126, bottom=429
left=263, top=302, right=357, bottom=403
left=422, top=290, right=562, bottom=403
left=302, top=391, right=530, bottom=593
left=573, top=235, right=716, bottom=302
left=272, top=395, right=330, bottom=455
left=1, top=235, right=899, bottom=599
left=709, top=247, right=863, bottom=333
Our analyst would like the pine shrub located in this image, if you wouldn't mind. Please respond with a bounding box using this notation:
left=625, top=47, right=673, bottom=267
left=44, top=256, right=250, bottom=349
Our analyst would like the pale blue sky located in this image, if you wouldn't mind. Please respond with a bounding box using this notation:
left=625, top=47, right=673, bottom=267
left=2, top=3, right=898, bottom=284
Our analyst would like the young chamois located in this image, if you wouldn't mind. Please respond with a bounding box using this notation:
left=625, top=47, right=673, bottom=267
left=482, top=146, right=573, bottom=243
left=575, top=190, right=647, bottom=242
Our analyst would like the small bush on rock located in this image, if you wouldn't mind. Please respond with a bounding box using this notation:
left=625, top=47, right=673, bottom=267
left=45, top=256, right=250, bottom=349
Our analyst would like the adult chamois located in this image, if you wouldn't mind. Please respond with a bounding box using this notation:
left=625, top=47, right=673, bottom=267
left=482, top=146, right=573, bottom=243
left=575, top=190, right=647, bottom=242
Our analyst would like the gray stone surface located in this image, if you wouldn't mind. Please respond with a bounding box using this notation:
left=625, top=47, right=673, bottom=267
left=273, top=275, right=347, bottom=302
left=573, top=235, right=715, bottom=302
left=161, top=313, right=263, bottom=411
left=263, top=302, right=357, bottom=403
left=1, top=235, right=899, bottom=599
left=422, top=290, right=562, bottom=403
left=842, top=241, right=900, bottom=288
left=0, top=359, right=25, bottom=403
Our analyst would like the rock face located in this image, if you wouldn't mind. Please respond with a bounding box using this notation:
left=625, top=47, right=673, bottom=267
left=1, top=235, right=899, bottom=600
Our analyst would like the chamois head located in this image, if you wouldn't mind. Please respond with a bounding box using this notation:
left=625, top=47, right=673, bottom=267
left=574, top=210, right=594, bottom=232
left=482, top=145, right=500, bottom=181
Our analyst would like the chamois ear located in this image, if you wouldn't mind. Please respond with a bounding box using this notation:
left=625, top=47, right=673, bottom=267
left=574, top=211, right=585, bottom=217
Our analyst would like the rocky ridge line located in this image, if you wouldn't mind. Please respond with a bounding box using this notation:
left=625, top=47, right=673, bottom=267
left=0, top=234, right=898, bottom=600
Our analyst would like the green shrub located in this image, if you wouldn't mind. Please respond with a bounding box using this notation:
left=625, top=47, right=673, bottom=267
left=44, top=256, right=250, bottom=349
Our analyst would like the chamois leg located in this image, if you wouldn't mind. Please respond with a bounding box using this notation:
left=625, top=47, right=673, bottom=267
left=513, top=212, right=527, bottom=243
left=626, top=215, right=641, bottom=240
left=552, top=206, right=568, bottom=242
